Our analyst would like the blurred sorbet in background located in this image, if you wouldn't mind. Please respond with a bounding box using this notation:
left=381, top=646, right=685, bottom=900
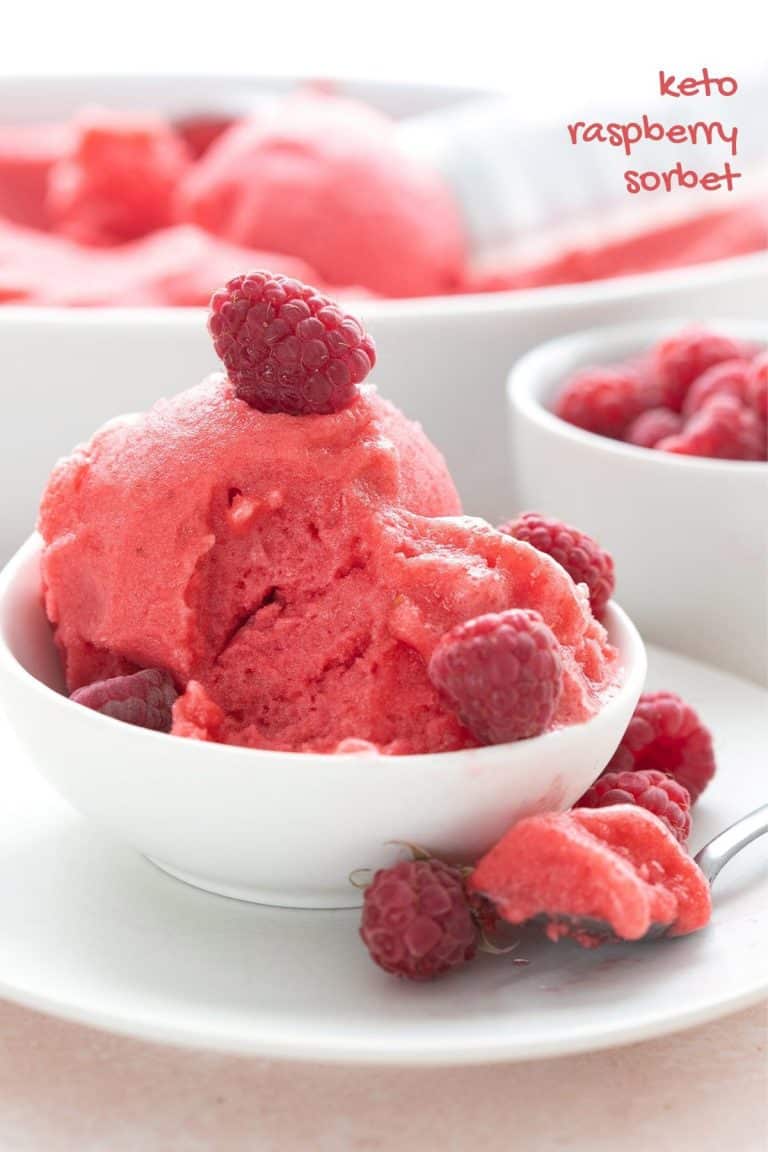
left=0, top=87, right=766, bottom=306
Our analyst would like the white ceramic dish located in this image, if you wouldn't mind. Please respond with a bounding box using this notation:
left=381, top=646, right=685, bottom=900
left=0, top=641, right=764, bottom=1062
left=0, top=535, right=645, bottom=909
left=508, top=321, right=768, bottom=687
left=3, top=254, right=768, bottom=561
left=0, top=74, right=484, bottom=124
left=1, top=76, right=768, bottom=547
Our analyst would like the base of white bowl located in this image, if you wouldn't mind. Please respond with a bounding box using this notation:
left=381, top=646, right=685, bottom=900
left=146, top=856, right=365, bottom=910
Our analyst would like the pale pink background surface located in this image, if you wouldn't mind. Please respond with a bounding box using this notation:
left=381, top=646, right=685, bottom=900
left=0, top=1000, right=765, bottom=1151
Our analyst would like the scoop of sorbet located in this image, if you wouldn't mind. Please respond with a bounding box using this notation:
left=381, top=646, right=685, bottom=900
left=47, top=108, right=191, bottom=246
left=177, top=90, right=467, bottom=297
left=39, top=271, right=616, bottom=754
left=468, top=806, right=711, bottom=947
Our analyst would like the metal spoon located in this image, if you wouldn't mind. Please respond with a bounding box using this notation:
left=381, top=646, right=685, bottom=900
left=694, top=803, right=768, bottom=884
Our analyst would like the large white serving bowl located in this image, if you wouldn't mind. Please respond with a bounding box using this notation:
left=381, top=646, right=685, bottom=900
left=507, top=321, right=768, bottom=687
left=3, top=249, right=768, bottom=563
left=0, top=535, right=646, bottom=909
left=1, top=76, right=768, bottom=557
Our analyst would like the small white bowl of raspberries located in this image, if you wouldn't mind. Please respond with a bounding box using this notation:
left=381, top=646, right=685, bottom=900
left=508, top=322, right=768, bottom=686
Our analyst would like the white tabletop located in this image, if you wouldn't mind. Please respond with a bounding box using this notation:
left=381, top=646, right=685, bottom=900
left=1, top=2, right=765, bottom=119
left=1, top=999, right=765, bottom=1151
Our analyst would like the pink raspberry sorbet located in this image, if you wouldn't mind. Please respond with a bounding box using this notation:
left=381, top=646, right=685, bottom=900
left=39, top=378, right=617, bottom=753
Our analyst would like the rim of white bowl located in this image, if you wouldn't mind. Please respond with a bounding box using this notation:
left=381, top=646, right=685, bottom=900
left=0, top=534, right=647, bottom=771
left=0, top=253, right=766, bottom=325
left=508, top=318, right=768, bottom=475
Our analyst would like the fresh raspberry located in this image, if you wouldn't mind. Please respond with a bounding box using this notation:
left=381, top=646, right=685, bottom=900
left=428, top=609, right=562, bottom=745
left=653, top=328, right=743, bottom=412
left=47, top=111, right=190, bottom=245
left=71, top=668, right=177, bottom=732
left=208, top=271, right=376, bottom=415
left=682, top=358, right=752, bottom=417
left=554, top=366, right=652, bottom=439
left=658, top=394, right=765, bottom=460
left=499, top=512, right=615, bottom=620
left=606, top=691, right=715, bottom=802
left=577, top=768, right=692, bottom=843
left=748, top=351, right=768, bottom=423
left=360, top=858, right=478, bottom=980
left=625, top=406, right=683, bottom=449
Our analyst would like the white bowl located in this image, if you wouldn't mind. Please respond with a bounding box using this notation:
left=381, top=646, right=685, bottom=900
left=3, top=252, right=768, bottom=566
left=507, top=321, right=768, bottom=687
left=0, top=535, right=646, bottom=908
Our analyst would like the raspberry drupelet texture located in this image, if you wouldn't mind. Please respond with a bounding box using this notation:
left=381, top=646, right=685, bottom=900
left=499, top=512, right=615, bottom=620
left=625, top=406, right=683, bottom=449
left=71, top=668, right=177, bottom=731
left=554, top=366, right=651, bottom=439
left=658, top=394, right=765, bottom=460
left=208, top=271, right=376, bottom=415
left=577, top=768, right=692, bottom=843
left=682, top=358, right=752, bottom=417
left=653, top=328, right=743, bottom=412
left=360, top=858, right=479, bottom=980
left=428, top=609, right=563, bottom=745
left=606, top=691, right=715, bottom=802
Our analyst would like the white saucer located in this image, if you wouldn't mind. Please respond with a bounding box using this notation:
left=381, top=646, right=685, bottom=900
left=0, top=643, right=765, bottom=1065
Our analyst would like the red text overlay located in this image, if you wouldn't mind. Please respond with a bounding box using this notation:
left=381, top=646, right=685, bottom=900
left=567, top=69, right=742, bottom=195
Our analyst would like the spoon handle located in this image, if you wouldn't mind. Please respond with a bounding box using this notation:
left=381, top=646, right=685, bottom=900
left=694, top=803, right=768, bottom=886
